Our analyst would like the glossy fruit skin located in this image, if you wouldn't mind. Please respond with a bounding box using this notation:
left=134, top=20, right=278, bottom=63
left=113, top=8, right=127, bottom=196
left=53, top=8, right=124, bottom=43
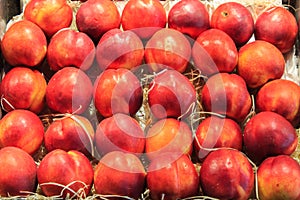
left=93, top=68, right=143, bottom=118
left=46, top=67, right=93, bottom=114
left=1, top=20, right=47, bottom=67
left=95, top=113, right=145, bottom=156
left=147, top=154, right=199, bottom=200
left=237, top=40, right=285, bottom=88
left=192, top=29, right=238, bottom=76
left=94, top=151, right=146, bottom=199
left=145, top=28, right=191, bottom=73
left=96, top=29, right=144, bottom=71
left=243, top=111, right=298, bottom=164
left=0, top=109, right=44, bottom=155
left=47, top=29, right=95, bottom=71
left=24, top=0, right=73, bottom=38
left=76, top=0, right=121, bottom=42
left=210, top=2, right=254, bottom=46
left=121, top=0, right=167, bottom=39
left=201, top=73, right=252, bottom=122
left=200, top=149, right=254, bottom=200
left=0, top=147, right=37, bottom=197
left=0, top=67, right=47, bottom=114
left=168, top=0, right=210, bottom=39
left=145, top=118, right=193, bottom=161
left=148, top=69, right=196, bottom=119
left=256, top=79, right=300, bottom=127
left=255, top=6, right=298, bottom=53
left=37, top=149, right=94, bottom=198
left=44, top=115, right=95, bottom=157
left=257, top=155, right=300, bottom=200
left=194, top=116, right=243, bottom=160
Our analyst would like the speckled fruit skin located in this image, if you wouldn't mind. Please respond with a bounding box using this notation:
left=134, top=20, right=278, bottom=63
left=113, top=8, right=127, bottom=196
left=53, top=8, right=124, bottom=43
left=24, top=0, right=73, bottom=38
left=93, top=68, right=143, bottom=118
left=47, top=29, right=95, bottom=71
left=96, top=29, right=144, bottom=71
left=257, top=155, right=300, bottom=200
left=1, top=20, right=47, bottom=67
left=192, top=29, right=238, bottom=76
left=94, top=151, right=146, bottom=199
left=201, top=73, right=252, bottom=122
left=237, top=40, right=285, bottom=88
left=200, top=149, right=254, bottom=200
left=44, top=115, right=95, bottom=157
left=194, top=116, right=243, bottom=160
left=37, top=149, right=94, bottom=198
left=255, top=6, right=298, bottom=54
left=256, top=79, right=300, bottom=127
left=145, top=118, right=193, bottom=161
left=46, top=67, right=93, bottom=114
left=95, top=113, right=145, bottom=156
left=0, top=109, right=44, bottom=155
left=0, top=147, right=37, bottom=197
left=168, top=0, right=210, bottom=39
left=0, top=67, right=47, bottom=114
left=147, top=154, right=199, bottom=200
left=210, top=2, right=254, bottom=47
left=148, top=69, right=196, bottom=119
left=76, top=0, right=121, bottom=42
left=121, top=0, right=167, bottom=39
left=145, top=28, right=191, bottom=73
left=243, top=111, right=298, bottom=164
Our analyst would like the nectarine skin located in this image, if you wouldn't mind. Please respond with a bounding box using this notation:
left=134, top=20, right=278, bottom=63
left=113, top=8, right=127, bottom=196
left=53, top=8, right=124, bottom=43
left=37, top=149, right=94, bottom=198
left=46, top=67, right=93, bottom=114
left=0, top=67, right=47, bottom=114
left=256, top=79, right=300, bottom=127
left=145, top=118, right=193, bottom=161
left=192, top=29, right=238, bottom=76
left=258, top=155, right=300, bottom=200
left=201, top=73, right=252, bottom=122
left=255, top=6, right=298, bottom=53
left=210, top=2, right=254, bottom=46
left=1, top=20, right=47, bottom=67
left=0, top=147, right=37, bottom=197
left=243, top=111, right=298, bottom=164
left=95, top=113, right=145, bottom=156
left=47, top=29, right=95, bottom=71
left=237, top=40, right=285, bottom=88
left=0, top=109, right=44, bottom=155
left=168, top=0, right=210, bottom=39
left=94, top=151, right=146, bottom=199
left=147, top=154, right=199, bottom=200
left=96, top=30, right=144, bottom=71
left=24, top=0, right=73, bottom=38
left=93, top=68, right=143, bottom=117
left=145, top=28, right=191, bottom=73
left=121, top=0, right=167, bottom=39
left=200, top=149, right=254, bottom=200
left=194, top=116, right=243, bottom=160
left=148, top=69, right=196, bottom=119
left=44, top=115, right=95, bottom=157
left=76, top=0, right=121, bottom=42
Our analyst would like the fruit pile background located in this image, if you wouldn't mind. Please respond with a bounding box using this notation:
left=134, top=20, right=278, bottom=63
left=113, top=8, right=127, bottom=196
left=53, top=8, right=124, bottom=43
left=0, top=0, right=299, bottom=199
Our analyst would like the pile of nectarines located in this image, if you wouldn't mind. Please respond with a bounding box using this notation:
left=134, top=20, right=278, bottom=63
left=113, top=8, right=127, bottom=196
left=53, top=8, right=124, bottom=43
left=0, top=0, right=299, bottom=199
